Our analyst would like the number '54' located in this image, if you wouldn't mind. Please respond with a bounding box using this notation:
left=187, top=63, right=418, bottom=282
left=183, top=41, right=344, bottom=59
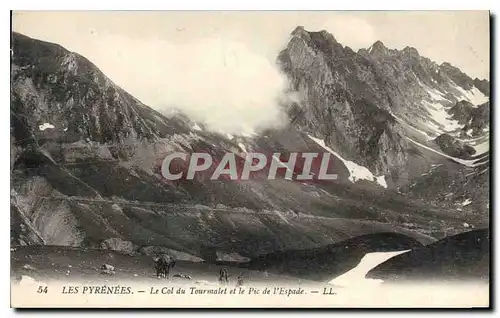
left=37, top=286, right=48, bottom=294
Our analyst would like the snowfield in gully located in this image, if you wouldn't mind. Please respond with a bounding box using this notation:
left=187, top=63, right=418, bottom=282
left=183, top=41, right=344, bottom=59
left=160, top=152, right=339, bottom=181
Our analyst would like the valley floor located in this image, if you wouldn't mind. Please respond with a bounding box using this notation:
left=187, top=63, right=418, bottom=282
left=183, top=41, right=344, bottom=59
left=10, top=245, right=489, bottom=308
left=10, top=245, right=320, bottom=287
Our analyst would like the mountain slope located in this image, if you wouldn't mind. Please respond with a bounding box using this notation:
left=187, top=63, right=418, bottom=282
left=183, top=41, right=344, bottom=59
left=10, top=31, right=489, bottom=266
left=366, top=228, right=490, bottom=282
left=278, top=26, right=490, bottom=190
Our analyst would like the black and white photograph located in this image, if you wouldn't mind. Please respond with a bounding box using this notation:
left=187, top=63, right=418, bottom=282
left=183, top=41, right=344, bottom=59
left=9, top=10, right=491, bottom=308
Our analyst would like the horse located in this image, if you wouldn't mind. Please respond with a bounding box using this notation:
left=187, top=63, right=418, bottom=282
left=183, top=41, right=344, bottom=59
left=154, top=254, right=176, bottom=279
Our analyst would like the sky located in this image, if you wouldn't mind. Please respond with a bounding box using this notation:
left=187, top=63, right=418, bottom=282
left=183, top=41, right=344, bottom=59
left=12, top=11, right=490, bottom=134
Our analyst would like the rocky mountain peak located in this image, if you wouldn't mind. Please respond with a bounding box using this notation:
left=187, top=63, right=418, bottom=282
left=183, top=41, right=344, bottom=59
left=291, top=26, right=309, bottom=38
left=402, top=46, right=420, bottom=58
left=318, top=29, right=339, bottom=43
left=278, top=25, right=490, bottom=186
left=473, top=77, right=490, bottom=96
left=288, top=26, right=344, bottom=59
left=369, top=40, right=388, bottom=55
left=439, top=62, right=474, bottom=90
left=291, top=26, right=339, bottom=43
left=11, top=32, right=192, bottom=146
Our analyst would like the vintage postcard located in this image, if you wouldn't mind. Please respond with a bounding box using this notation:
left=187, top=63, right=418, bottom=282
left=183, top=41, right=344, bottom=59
left=10, top=10, right=490, bottom=308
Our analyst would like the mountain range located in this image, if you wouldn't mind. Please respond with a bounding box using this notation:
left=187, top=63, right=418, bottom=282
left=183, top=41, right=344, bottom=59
left=10, top=27, right=490, bottom=270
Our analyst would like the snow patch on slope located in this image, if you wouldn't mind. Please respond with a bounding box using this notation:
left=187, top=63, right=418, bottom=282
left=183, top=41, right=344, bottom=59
left=472, top=140, right=489, bottom=156
left=452, top=84, right=489, bottom=106
left=308, top=135, right=387, bottom=188
left=375, top=176, right=387, bottom=188
left=192, top=123, right=202, bottom=131
left=424, top=85, right=448, bottom=102
left=462, top=198, right=472, bottom=206
left=38, top=123, right=55, bottom=131
left=328, top=250, right=410, bottom=287
left=422, top=100, right=461, bottom=133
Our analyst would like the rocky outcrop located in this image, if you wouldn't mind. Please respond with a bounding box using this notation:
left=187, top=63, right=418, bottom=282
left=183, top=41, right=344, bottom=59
left=100, top=238, right=137, bottom=255
left=448, top=100, right=475, bottom=124
left=10, top=176, right=85, bottom=246
left=434, top=134, right=476, bottom=159
left=447, top=101, right=490, bottom=137
left=439, top=62, right=474, bottom=90
left=11, top=204, right=45, bottom=246
left=138, top=246, right=204, bottom=262
left=462, top=102, right=490, bottom=136
left=100, top=264, right=116, bottom=275
left=473, top=78, right=490, bottom=96
left=216, top=251, right=251, bottom=263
